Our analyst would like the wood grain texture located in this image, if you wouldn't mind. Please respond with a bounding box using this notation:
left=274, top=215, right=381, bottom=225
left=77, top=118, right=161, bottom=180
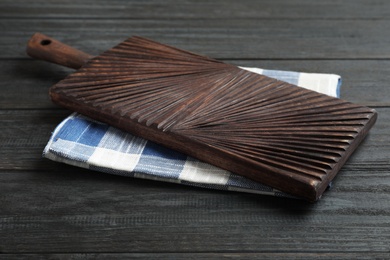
left=2, top=253, right=390, bottom=260
left=1, top=167, right=390, bottom=253
left=3, top=19, right=390, bottom=59
left=1, top=0, right=389, bottom=257
left=2, top=0, right=390, bottom=19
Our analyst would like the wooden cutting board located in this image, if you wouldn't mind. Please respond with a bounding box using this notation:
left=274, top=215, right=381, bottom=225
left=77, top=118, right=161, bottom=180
left=27, top=33, right=377, bottom=201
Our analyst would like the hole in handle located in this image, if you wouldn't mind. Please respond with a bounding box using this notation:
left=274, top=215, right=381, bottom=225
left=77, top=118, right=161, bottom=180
left=40, top=39, right=52, bottom=46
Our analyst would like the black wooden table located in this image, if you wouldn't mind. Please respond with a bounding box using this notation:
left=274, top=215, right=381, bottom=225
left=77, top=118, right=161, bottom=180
left=1, top=1, right=389, bottom=258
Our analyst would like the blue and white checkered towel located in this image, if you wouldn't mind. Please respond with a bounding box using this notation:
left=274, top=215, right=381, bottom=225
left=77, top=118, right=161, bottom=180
left=44, top=67, right=341, bottom=198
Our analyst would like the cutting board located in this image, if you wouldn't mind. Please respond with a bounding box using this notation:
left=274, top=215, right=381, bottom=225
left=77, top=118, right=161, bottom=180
left=27, top=33, right=377, bottom=201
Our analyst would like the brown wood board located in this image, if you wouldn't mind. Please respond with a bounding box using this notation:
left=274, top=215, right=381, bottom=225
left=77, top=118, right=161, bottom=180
left=27, top=34, right=377, bottom=201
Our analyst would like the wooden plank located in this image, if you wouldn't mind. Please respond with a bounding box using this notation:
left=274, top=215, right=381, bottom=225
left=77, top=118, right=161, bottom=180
left=0, top=108, right=387, bottom=171
left=0, top=61, right=72, bottom=109
left=1, top=168, right=390, bottom=253
left=1, top=0, right=389, bottom=256
left=2, top=253, right=390, bottom=259
left=2, top=19, right=390, bottom=59
left=1, top=59, right=389, bottom=109
left=0, top=109, right=71, bottom=171
left=1, top=0, right=390, bottom=19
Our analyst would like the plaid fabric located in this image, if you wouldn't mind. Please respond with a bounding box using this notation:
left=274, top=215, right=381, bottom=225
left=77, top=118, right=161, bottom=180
left=44, top=67, right=341, bottom=198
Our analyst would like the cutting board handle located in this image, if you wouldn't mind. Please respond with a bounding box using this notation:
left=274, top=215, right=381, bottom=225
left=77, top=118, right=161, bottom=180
left=26, top=33, right=94, bottom=69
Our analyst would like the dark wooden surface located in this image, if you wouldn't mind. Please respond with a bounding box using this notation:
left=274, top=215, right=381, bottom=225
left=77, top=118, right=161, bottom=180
left=1, top=1, right=389, bottom=258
